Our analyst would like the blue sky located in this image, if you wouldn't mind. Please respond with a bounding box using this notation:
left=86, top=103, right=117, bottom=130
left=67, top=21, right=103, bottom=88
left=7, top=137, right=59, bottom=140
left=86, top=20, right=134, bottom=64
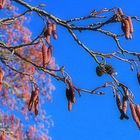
left=22, top=0, right=140, bottom=139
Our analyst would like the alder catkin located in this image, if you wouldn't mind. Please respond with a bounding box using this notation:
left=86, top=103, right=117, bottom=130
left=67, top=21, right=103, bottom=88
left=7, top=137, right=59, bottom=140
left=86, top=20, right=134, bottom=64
left=28, top=90, right=35, bottom=111
left=118, top=8, right=124, bottom=16
left=122, top=96, right=127, bottom=114
left=116, top=94, right=122, bottom=112
left=0, top=67, right=4, bottom=91
left=46, top=46, right=52, bottom=65
left=130, top=103, right=140, bottom=129
left=0, top=0, right=6, bottom=9
left=135, top=104, right=140, bottom=121
left=122, top=19, right=130, bottom=39
left=52, top=23, right=57, bottom=40
left=137, top=72, right=140, bottom=85
left=120, top=84, right=129, bottom=97
left=42, top=43, right=47, bottom=68
left=47, top=22, right=52, bottom=36
left=34, top=96, right=39, bottom=116
left=127, top=16, right=133, bottom=33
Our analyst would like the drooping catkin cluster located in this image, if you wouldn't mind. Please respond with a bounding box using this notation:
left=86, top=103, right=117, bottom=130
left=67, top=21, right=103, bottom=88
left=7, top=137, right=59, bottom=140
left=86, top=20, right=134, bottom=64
left=96, top=64, right=114, bottom=76
left=117, top=8, right=133, bottom=39
left=42, top=42, right=52, bottom=68
left=44, top=21, right=57, bottom=44
left=0, top=0, right=6, bottom=9
left=28, top=88, right=39, bottom=115
left=65, top=80, right=76, bottom=111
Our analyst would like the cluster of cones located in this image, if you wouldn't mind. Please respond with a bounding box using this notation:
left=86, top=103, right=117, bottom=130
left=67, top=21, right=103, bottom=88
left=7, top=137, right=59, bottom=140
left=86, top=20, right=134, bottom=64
left=96, top=64, right=114, bottom=76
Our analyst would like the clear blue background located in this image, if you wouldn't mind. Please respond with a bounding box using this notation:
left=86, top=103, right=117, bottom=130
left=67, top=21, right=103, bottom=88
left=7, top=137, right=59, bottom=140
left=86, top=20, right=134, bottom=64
left=25, top=0, right=140, bottom=140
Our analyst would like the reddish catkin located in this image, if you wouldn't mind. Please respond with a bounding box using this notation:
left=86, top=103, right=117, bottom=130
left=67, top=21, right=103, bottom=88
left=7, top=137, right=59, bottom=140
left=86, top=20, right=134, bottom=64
left=28, top=88, right=39, bottom=115
left=42, top=43, right=47, bottom=68
left=120, top=84, right=129, bottom=98
left=135, top=104, right=140, bottom=121
left=28, top=90, right=36, bottom=111
left=67, top=80, right=76, bottom=103
left=47, top=22, right=52, bottom=36
left=116, top=94, right=122, bottom=112
left=46, top=46, right=52, bottom=65
left=127, top=16, right=133, bottom=33
left=52, top=23, right=57, bottom=40
left=0, top=67, right=4, bottom=91
left=122, top=96, right=127, bottom=114
left=122, top=18, right=130, bottom=39
left=34, top=96, right=39, bottom=116
left=66, top=88, right=73, bottom=111
left=130, top=103, right=140, bottom=129
left=0, top=0, right=6, bottom=9
left=117, top=8, right=124, bottom=16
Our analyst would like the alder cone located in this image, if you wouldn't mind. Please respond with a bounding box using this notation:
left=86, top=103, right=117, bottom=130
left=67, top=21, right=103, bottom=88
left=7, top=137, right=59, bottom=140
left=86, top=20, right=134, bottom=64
left=130, top=103, right=140, bottom=129
left=105, top=64, right=114, bottom=75
left=96, top=65, right=105, bottom=76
